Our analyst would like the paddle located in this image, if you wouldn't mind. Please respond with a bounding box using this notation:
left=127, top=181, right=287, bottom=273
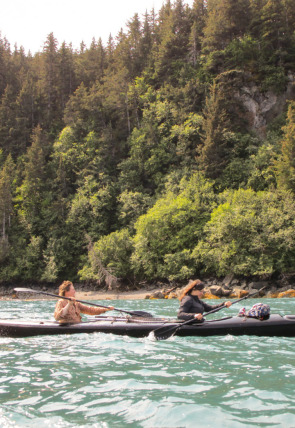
left=153, top=287, right=267, bottom=340
left=14, top=287, right=153, bottom=318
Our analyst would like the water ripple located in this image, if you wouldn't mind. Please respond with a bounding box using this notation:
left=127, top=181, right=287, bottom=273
left=1, top=298, right=295, bottom=427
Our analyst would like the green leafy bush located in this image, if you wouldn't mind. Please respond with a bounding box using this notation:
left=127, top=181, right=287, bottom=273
left=194, top=188, right=295, bottom=276
left=79, top=229, right=134, bottom=281
left=131, top=173, right=215, bottom=280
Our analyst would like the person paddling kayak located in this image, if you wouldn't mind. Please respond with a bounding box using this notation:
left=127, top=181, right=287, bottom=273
left=54, top=281, right=114, bottom=323
left=178, top=280, right=232, bottom=321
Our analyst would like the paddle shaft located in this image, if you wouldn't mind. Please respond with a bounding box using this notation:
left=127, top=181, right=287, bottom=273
left=201, top=288, right=267, bottom=317
left=154, top=286, right=267, bottom=339
left=14, top=288, right=152, bottom=317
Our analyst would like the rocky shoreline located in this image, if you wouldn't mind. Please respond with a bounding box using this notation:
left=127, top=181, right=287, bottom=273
left=1, top=274, right=295, bottom=300
left=145, top=274, right=295, bottom=300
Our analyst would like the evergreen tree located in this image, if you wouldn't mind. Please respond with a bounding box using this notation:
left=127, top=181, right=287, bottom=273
left=0, top=155, right=14, bottom=242
left=18, top=125, right=48, bottom=234
left=140, top=11, right=154, bottom=68
left=106, top=34, right=115, bottom=66
left=153, top=0, right=191, bottom=84
left=198, top=79, right=230, bottom=180
left=260, top=0, right=295, bottom=67
left=276, top=101, right=295, bottom=192
left=76, top=37, right=107, bottom=87
left=63, top=83, right=93, bottom=137
left=202, top=0, right=251, bottom=52
left=0, top=84, right=23, bottom=157
left=126, top=13, right=143, bottom=77
left=58, top=42, right=77, bottom=110
left=188, top=0, right=207, bottom=66
left=41, top=33, right=62, bottom=131
left=0, top=35, right=12, bottom=97
left=102, top=64, right=132, bottom=138
left=14, top=71, right=41, bottom=152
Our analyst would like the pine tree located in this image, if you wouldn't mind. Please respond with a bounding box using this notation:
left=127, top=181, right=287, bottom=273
left=76, top=38, right=106, bottom=87
left=41, top=33, right=61, bottom=130
left=0, top=35, right=12, bottom=97
left=188, top=0, right=207, bottom=66
left=126, top=13, right=143, bottom=77
left=202, top=0, right=251, bottom=52
left=0, top=154, right=14, bottom=240
left=249, top=0, right=266, bottom=39
left=276, top=101, right=295, bottom=192
left=198, top=80, right=231, bottom=179
left=106, top=34, right=115, bottom=64
left=140, top=11, right=153, bottom=68
left=153, top=0, right=191, bottom=84
left=58, top=42, right=77, bottom=110
left=14, top=71, right=41, bottom=150
left=19, top=125, right=47, bottom=233
left=0, top=84, right=18, bottom=156
left=260, top=0, right=295, bottom=66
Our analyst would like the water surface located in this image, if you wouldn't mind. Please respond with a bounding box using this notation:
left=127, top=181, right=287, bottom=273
left=0, top=298, right=295, bottom=427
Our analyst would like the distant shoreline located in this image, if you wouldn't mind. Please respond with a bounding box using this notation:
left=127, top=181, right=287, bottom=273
left=0, top=288, right=161, bottom=301
left=1, top=287, right=295, bottom=301
left=75, top=289, right=155, bottom=300
left=1, top=278, right=295, bottom=302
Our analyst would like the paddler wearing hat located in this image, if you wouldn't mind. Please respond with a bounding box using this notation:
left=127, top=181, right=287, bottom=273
left=178, top=279, right=232, bottom=321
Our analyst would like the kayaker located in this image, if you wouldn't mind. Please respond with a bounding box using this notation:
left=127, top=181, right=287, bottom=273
left=54, top=281, right=114, bottom=323
left=178, top=279, right=232, bottom=321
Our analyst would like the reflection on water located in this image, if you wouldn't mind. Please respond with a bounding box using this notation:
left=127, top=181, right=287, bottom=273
left=0, top=298, right=295, bottom=427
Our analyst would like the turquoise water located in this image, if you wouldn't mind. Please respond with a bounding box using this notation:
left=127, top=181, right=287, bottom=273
left=0, top=298, right=295, bottom=428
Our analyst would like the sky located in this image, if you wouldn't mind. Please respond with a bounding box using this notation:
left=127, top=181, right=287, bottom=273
left=1, top=0, right=194, bottom=54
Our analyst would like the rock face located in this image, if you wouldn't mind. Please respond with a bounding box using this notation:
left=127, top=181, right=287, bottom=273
left=235, top=72, right=295, bottom=137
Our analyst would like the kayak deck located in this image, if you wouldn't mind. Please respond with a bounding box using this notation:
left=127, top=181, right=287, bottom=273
left=1, top=314, right=295, bottom=338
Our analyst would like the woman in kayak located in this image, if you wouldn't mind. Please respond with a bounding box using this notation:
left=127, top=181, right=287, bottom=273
left=54, top=281, right=114, bottom=323
left=178, top=279, right=232, bottom=321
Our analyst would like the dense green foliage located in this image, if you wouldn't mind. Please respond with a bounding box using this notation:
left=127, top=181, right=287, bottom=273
left=194, top=188, right=295, bottom=276
left=1, top=0, right=295, bottom=285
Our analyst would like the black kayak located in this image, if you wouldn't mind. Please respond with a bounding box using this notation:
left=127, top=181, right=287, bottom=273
left=1, top=314, right=295, bottom=338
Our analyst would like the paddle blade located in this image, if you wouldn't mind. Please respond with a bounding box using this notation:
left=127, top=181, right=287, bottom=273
left=131, top=310, right=153, bottom=318
left=14, top=288, right=36, bottom=293
left=153, top=325, right=179, bottom=340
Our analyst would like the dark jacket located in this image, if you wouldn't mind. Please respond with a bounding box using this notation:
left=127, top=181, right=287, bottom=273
left=178, top=295, right=224, bottom=321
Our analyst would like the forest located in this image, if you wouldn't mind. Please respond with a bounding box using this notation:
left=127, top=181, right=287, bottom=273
left=1, top=0, right=295, bottom=288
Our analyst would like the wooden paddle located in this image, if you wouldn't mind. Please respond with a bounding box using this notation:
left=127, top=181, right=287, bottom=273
left=153, top=287, right=267, bottom=340
left=14, top=287, right=153, bottom=318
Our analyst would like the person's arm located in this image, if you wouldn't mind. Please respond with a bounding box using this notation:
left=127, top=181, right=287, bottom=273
left=202, top=300, right=231, bottom=313
left=78, top=303, right=114, bottom=316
